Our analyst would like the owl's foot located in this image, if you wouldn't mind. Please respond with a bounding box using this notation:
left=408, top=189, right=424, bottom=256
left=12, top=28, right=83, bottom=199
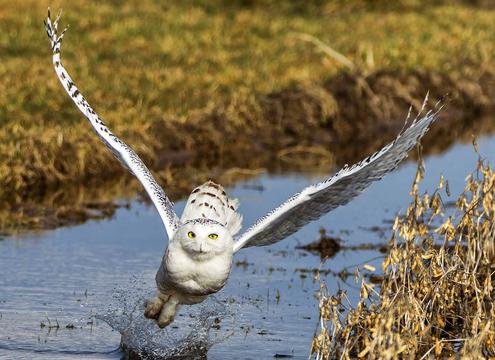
left=144, top=297, right=164, bottom=320
left=157, top=296, right=180, bottom=328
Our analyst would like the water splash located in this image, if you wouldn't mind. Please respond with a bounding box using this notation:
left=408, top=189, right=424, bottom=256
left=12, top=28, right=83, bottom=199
left=97, top=277, right=230, bottom=359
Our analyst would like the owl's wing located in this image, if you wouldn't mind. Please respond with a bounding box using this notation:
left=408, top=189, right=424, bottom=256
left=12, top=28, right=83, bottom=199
left=45, top=10, right=179, bottom=240
left=233, top=101, right=440, bottom=252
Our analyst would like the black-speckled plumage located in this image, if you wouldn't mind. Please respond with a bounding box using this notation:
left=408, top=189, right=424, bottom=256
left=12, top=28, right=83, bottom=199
left=45, top=10, right=179, bottom=240
left=181, top=181, right=243, bottom=236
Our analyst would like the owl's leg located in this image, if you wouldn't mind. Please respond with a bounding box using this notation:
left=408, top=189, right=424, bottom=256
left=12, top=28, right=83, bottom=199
left=157, top=295, right=180, bottom=328
left=144, top=294, right=169, bottom=320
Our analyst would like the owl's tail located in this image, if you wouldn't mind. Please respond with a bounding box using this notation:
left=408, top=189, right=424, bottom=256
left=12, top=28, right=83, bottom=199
left=180, top=181, right=243, bottom=236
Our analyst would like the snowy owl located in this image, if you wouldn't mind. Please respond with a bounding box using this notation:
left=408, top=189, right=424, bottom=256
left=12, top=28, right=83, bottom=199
left=45, top=10, right=440, bottom=328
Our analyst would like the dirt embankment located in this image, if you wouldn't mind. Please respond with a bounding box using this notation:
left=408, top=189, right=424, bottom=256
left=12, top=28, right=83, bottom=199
left=117, top=68, right=495, bottom=177
left=2, top=69, right=495, bottom=233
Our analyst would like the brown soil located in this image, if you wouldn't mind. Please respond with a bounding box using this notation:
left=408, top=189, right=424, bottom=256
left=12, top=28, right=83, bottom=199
left=3, top=69, right=495, bottom=234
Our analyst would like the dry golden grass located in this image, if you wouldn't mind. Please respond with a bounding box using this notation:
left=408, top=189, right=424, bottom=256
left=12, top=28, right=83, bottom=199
left=1, top=1, right=495, bottom=231
left=311, top=142, right=495, bottom=359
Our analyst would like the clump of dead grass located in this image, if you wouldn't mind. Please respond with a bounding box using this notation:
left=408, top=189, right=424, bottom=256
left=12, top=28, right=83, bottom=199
left=2, top=1, right=495, bottom=232
left=312, top=142, right=495, bottom=359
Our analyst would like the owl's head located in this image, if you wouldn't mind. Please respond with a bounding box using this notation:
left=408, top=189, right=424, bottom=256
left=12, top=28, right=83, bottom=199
left=174, top=219, right=233, bottom=260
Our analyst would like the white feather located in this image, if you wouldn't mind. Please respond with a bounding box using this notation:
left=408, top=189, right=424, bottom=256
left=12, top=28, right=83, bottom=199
left=180, top=181, right=243, bottom=236
left=233, top=103, right=440, bottom=252
left=45, top=10, right=179, bottom=241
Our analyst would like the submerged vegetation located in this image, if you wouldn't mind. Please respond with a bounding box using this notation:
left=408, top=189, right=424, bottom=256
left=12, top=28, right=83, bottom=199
left=1, top=0, right=495, bottom=233
left=312, top=144, right=495, bottom=358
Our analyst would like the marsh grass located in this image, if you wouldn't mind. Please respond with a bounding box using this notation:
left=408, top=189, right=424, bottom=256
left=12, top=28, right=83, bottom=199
left=311, top=142, right=495, bottom=358
left=1, top=1, right=495, bottom=231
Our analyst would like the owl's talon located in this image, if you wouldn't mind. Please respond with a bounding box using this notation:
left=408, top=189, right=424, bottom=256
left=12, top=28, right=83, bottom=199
left=144, top=297, right=164, bottom=320
left=156, top=295, right=179, bottom=328
left=157, top=308, right=175, bottom=328
left=157, top=315, right=173, bottom=328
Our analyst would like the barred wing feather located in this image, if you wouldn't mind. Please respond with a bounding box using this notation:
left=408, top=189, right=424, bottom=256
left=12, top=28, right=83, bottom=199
left=45, top=10, right=179, bottom=240
left=233, top=107, right=439, bottom=252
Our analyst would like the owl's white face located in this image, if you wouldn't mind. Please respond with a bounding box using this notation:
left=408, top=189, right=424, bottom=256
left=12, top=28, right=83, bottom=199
left=174, top=220, right=233, bottom=261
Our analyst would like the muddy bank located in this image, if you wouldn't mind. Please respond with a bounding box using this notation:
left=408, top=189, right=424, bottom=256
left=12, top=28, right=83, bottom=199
left=2, top=69, right=495, bottom=233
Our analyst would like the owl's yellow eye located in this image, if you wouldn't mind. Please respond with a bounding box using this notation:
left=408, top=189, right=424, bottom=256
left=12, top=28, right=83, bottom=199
left=208, top=233, right=218, bottom=240
left=187, top=231, right=196, bottom=239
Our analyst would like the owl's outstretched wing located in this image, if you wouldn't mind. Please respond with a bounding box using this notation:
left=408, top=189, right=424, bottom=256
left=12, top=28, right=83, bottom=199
left=45, top=9, right=179, bottom=240
left=233, top=102, right=440, bottom=252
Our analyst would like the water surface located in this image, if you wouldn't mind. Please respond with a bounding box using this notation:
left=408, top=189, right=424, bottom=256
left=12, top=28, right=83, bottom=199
left=1, top=135, right=495, bottom=359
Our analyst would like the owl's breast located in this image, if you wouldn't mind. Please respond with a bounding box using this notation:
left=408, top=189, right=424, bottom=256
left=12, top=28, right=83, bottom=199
left=156, top=245, right=232, bottom=296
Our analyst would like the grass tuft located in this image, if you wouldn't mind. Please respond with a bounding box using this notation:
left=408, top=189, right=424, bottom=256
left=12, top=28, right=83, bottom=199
left=312, top=143, right=495, bottom=358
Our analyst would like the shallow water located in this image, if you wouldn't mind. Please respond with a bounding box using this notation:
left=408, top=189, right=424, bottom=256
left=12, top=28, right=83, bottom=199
left=1, top=135, right=495, bottom=359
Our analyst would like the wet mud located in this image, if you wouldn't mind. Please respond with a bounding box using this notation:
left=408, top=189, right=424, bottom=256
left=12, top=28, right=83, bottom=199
left=297, top=228, right=389, bottom=259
